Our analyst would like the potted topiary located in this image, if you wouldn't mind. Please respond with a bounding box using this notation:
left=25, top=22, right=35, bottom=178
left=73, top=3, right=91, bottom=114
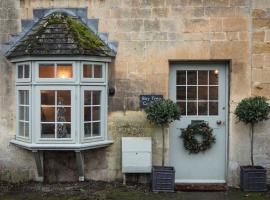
left=145, top=99, right=181, bottom=192
left=234, top=96, right=270, bottom=192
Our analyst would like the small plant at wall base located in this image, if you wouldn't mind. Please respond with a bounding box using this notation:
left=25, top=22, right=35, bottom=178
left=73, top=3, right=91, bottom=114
left=145, top=99, right=181, bottom=192
left=234, top=96, right=270, bottom=192
left=145, top=99, right=181, bottom=166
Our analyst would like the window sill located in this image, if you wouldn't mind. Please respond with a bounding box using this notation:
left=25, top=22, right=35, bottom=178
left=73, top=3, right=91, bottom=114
left=10, top=139, right=113, bottom=151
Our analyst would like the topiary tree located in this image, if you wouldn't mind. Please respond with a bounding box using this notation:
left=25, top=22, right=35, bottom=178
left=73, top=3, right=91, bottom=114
left=145, top=99, right=181, bottom=166
left=234, top=96, right=270, bottom=166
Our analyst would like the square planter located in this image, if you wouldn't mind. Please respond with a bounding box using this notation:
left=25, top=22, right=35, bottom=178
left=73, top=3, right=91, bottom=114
left=152, top=166, right=175, bottom=192
left=240, top=166, right=267, bottom=192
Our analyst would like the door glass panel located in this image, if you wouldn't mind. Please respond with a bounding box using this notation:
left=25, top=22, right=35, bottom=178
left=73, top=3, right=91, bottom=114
left=187, top=71, right=197, bottom=85
left=187, top=86, right=197, bottom=100
left=177, top=71, right=186, bottom=85
left=198, top=102, right=208, bottom=115
left=39, top=64, right=54, bottom=78
left=177, top=86, right=186, bottom=100
left=187, top=102, right=197, bottom=115
left=209, top=102, right=218, bottom=115
left=198, top=71, right=208, bottom=85
left=177, top=102, right=186, bottom=115
left=198, top=86, right=208, bottom=100
left=209, top=86, right=218, bottom=100
left=209, top=70, right=218, bottom=85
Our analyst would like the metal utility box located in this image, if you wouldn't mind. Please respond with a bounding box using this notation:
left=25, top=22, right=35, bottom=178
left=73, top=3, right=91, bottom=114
left=122, top=137, right=152, bottom=173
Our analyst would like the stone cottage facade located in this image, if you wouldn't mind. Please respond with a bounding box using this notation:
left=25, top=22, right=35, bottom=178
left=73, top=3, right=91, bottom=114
left=0, top=0, right=270, bottom=187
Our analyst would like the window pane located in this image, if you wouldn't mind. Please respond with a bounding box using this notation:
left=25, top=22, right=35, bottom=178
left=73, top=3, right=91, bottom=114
left=56, top=64, right=73, bottom=79
left=94, top=65, right=102, bottom=78
left=84, top=91, right=92, bottom=105
left=19, top=90, right=29, bottom=105
left=57, top=91, right=71, bottom=105
left=198, top=71, right=208, bottom=85
left=198, top=102, right=208, bottom=115
left=41, top=107, right=55, bottom=122
left=198, top=86, right=208, bottom=100
left=92, top=106, right=100, bottom=121
left=57, top=107, right=71, bottom=122
left=209, top=86, right=218, bottom=100
left=209, top=102, right=218, bottom=115
left=92, top=91, right=101, bottom=105
left=18, top=65, right=23, bottom=79
left=187, top=71, right=197, bottom=85
left=84, top=123, right=91, bottom=137
left=41, top=124, right=55, bottom=138
left=24, top=91, right=29, bottom=105
left=92, top=122, right=100, bottom=136
left=176, top=86, right=186, bottom=100
left=19, top=106, right=24, bottom=120
left=176, top=71, right=186, bottom=85
left=39, top=64, right=54, bottom=78
left=83, top=64, right=92, bottom=78
left=84, top=107, right=91, bottom=121
left=209, top=70, right=218, bottom=85
left=24, top=64, right=30, bottom=78
left=41, top=91, right=55, bottom=105
left=25, top=107, right=29, bottom=121
left=187, top=102, right=197, bottom=115
left=19, top=122, right=24, bottom=136
left=57, top=123, right=71, bottom=138
left=187, top=86, right=197, bottom=100
left=25, top=122, right=29, bottom=137
left=177, top=102, right=186, bottom=115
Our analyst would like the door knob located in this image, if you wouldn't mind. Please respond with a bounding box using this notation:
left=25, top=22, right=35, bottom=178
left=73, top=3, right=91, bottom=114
left=216, top=120, right=222, bottom=125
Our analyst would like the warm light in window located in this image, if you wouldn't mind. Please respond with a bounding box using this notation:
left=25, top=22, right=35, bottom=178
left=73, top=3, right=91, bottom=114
left=56, top=65, right=73, bottom=79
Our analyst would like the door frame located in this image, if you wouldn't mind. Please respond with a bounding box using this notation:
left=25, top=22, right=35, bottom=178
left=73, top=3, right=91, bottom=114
left=168, top=60, right=231, bottom=183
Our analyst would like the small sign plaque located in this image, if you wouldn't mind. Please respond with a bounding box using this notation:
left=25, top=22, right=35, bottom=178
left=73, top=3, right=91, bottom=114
left=140, top=95, right=163, bottom=108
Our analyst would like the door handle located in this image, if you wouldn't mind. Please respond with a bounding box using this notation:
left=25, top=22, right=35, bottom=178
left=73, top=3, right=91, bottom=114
left=216, top=120, right=222, bottom=125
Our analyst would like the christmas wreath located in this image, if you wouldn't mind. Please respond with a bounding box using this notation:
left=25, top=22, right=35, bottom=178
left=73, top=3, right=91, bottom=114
left=180, top=122, right=216, bottom=154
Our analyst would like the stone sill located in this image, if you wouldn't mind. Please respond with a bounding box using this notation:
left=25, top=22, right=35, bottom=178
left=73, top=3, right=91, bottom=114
left=10, top=139, right=113, bottom=151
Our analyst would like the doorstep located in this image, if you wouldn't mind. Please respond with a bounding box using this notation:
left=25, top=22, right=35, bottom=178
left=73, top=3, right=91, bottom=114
left=175, top=183, right=228, bottom=191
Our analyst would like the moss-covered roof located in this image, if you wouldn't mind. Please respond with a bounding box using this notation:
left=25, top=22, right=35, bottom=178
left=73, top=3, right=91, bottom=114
left=6, top=13, right=115, bottom=58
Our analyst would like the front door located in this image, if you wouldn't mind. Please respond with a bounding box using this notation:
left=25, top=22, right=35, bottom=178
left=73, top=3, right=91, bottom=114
left=169, top=62, right=228, bottom=183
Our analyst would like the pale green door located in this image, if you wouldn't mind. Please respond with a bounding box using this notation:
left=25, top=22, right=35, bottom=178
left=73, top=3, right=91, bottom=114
left=169, top=62, right=228, bottom=183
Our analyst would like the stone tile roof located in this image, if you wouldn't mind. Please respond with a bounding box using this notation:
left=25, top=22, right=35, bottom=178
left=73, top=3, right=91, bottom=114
left=6, top=12, right=116, bottom=58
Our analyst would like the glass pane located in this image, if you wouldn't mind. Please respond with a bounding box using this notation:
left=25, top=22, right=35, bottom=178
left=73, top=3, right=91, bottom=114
left=92, top=122, right=100, bottom=136
left=19, top=106, right=24, bottom=120
left=209, top=70, right=218, bottom=85
left=57, top=107, right=71, bottom=122
left=41, top=90, right=55, bottom=105
left=24, top=91, right=29, bottom=104
left=84, top=107, right=91, bottom=121
left=84, top=91, right=92, bottom=105
left=25, top=107, right=29, bottom=121
left=83, top=64, right=92, bottom=78
left=176, top=71, right=186, bottom=85
left=84, top=123, right=91, bottom=137
left=198, top=71, right=208, bottom=85
left=177, top=102, right=186, bottom=115
left=92, top=91, right=101, bottom=105
left=19, top=122, right=24, bottom=136
left=187, top=101, right=197, bottom=115
left=41, top=124, right=55, bottom=138
left=198, top=86, right=208, bottom=100
left=19, top=90, right=29, bottom=105
left=209, top=102, right=218, bottom=115
left=39, top=64, right=54, bottom=78
left=25, top=122, right=29, bottom=137
left=18, top=65, right=23, bottom=79
left=57, top=123, right=71, bottom=138
left=187, top=86, right=197, bottom=100
left=57, top=91, right=71, bottom=105
left=94, top=65, right=102, bottom=78
left=187, top=71, right=197, bottom=85
left=92, top=106, right=100, bottom=121
left=41, top=107, right=55, bottom=122
left=209, top=86, right=218, bottom=100
left=24, top=64, right=30, bottom=78
left=56, top=64, right=73, bottom=79
left=176, top=86, right=186, bottom=100
left=198, top=102, right=208, bottom=115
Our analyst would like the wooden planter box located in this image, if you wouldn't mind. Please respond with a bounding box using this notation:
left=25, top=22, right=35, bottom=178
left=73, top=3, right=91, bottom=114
left=152, top=166, right=175, bottom=192
left=240, top=166, right=267, bottom=192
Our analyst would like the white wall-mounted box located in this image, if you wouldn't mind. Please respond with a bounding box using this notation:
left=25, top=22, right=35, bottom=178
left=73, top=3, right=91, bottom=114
left=122, top=137, right=152, bottom=173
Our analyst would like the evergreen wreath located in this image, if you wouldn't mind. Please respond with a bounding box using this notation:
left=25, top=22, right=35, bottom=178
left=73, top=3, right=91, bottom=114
left=180, top=122, right=216, bottom=154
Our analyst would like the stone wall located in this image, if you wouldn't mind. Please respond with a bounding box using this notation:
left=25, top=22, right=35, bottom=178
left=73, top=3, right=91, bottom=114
left=0, top=0, right=269, bottom=186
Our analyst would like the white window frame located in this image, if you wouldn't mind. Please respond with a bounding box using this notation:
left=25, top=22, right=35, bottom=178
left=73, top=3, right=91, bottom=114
left=35, top=61, right=76, bottom=83
left=80, top=86, right=107, bottom=143
left=34, top=86, right=76, bottom=144
left=81, top=62, right=106, bottom=83
left=16, top=86, right=31, bottom=142
left=16, top=62, right=31, bottom=82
